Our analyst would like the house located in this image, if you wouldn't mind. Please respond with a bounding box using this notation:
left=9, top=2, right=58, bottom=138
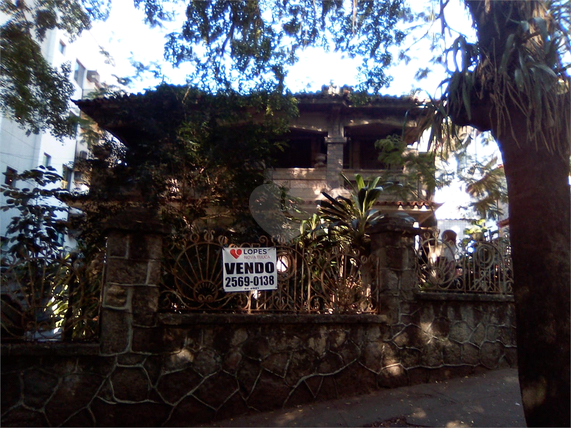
left=268, top=86, right=438, bottom=227
left=75, top=85, right=440, bottom=228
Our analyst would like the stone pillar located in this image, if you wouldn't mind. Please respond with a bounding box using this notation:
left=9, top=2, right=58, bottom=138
left=368, top=213, right=419, bottom=321
left=99, top=208, right=168, bottom=355
left=325, top=136, right=346, bottom=189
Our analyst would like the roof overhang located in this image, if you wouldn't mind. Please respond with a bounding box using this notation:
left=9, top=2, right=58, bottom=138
left=75, top=85, right=429, bottom=148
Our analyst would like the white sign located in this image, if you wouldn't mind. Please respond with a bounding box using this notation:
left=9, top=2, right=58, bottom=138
left=222, top=247, right=278, bottom=292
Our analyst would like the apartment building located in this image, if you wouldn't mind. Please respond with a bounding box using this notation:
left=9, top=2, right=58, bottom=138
left=0, top=25, right=102, bottom=248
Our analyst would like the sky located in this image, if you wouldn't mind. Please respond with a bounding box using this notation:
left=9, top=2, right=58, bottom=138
left=86, top=0, right=475, bottom=97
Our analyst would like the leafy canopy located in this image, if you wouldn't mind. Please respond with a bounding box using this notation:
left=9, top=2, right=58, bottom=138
left=429, top=0, right=570, bottom=154
left=138, top=0, right=410, bottom=92
left=0, top=0, right=111, bottom=138
left=1, top=166, right=70, bottom=260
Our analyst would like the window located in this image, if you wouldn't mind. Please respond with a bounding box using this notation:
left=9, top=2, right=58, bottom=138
left=43, top=153, right=51, bottom=167
left=273, top=130, right=326, bottom=168
left=56, top=231, right=65, bottom=246
left=62, top=165, right=72, bottom=190
left=69, top=113, right=79, bottom=138
left=4, top=167, right=16, bottom=186
left=59, top=40, right=66, bottom=54
left=74, top=60, right=86, bottom=85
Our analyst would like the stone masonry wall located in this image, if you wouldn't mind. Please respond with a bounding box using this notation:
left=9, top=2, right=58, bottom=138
left=1, top=212, right=517, bottom=426
left=1, top=309, right=516, bottom=427
left=372, top=218, right=517, bottom=378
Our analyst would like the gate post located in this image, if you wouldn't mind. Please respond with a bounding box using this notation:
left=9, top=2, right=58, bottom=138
left=368, top=213, right=419, bottom=320
left=99, top=208, right=169, bottom=355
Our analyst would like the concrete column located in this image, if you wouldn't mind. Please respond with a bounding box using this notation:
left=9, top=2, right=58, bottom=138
left=325, top=136, right=346, bottom=189
left=99, top=208, right=168, bottom=355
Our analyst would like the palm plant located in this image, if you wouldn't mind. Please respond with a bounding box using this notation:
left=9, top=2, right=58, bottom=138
left=317, top=173, right=388, bottom=254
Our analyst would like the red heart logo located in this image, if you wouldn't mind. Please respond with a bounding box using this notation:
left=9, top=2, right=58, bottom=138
left=230, top=249, right=242, bottom=259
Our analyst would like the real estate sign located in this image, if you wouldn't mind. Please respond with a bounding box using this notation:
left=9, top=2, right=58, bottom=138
left=222, top=247, right=278, bottom=292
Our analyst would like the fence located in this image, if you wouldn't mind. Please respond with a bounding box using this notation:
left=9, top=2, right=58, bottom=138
left=0, top=227, right=514, bottom=343
left=415, top=231, right=513, bottom=294
left=0, top=254, right=102, bottom=342
left=1, top=212, right=518, bottom=426
left=158, top=229, right=513, bottom=318
left=160, top=231, right=377, bottom=314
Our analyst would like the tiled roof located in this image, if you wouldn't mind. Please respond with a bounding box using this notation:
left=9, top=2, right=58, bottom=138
left=75, top=84, right=422, bottom=116
left=303, top=199, right=439, bottom=209
left=74, top=84, right=428, bottom=147
left=294, top=85, right=421, bottom=105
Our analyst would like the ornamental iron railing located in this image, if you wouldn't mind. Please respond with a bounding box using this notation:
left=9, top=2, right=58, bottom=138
left=160, top=231, right=377, bottom=314
left=1, top=254, right=102, bottom=342
left=415, top=231, right=513, bottom=294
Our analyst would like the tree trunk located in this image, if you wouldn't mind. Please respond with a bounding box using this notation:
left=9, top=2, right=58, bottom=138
left=461, top=1, right=571, bottom=426
left=495, top=121, right=570, bottom=427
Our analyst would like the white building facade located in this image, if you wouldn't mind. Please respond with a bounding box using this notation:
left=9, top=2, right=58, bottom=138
left=0, top=24, right=105, bottom=250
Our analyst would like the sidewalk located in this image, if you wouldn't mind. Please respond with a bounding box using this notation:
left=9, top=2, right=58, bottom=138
left=203, top=369, right=525, bottom=427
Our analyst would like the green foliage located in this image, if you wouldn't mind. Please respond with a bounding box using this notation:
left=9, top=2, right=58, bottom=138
left=490, top=11, right=570, bottom=152
left=460, top=157, right=508, bottom=220
left=1, top=166, right=70, bottom=259
left=1, top=166, right=102, bottom=341
left=375, top=128, right=508, bottom=221
left=0, top=0, right=108, bottom=41
left=77, top=85, right=298, bottom=240
left=308, top=173, right=388, bottom=253
left=169, top=89, right=297, bottom=239
left=376, top=134, right=450, bottom=200
left=462, top=218, right=492, bottom=244
left=0, top=21, right=75, bottom=138
left=0, top=0, right=110, bottom=138
left=1, top=253, right=102, bottom=342
left=140, top=0, right=410, bottom=92
left=441, top=129, right=510, bottom=221
left=429, top=1, right=570, bottom=154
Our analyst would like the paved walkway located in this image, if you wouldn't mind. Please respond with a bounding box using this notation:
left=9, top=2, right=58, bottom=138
left=203, top=369, right=525, bottom=427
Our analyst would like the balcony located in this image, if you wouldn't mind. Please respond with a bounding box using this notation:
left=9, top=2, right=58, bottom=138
left=267, top=167, right=434, bottom=221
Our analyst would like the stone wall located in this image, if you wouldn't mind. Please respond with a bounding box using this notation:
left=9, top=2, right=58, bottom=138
left=1, top=213, right=517, bottom=426
left=372, top=217, right=517, bottom=376
left=1, top=309, right=516, bottom=427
